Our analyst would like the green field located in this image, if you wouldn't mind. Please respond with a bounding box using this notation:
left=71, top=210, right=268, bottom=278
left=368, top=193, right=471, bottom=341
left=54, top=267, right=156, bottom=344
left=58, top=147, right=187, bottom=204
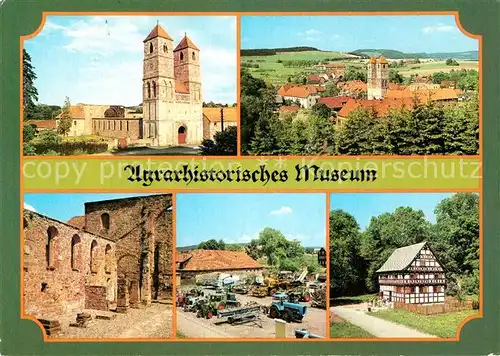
left=370, top=308, right=478, bottom=338
left=242, top=50, right=478, bottom=85
left=396, top=60, right=479, bottom=76
left=242, top=51, right=360, bottom=85
left=330, top=319, right=375, bottom=338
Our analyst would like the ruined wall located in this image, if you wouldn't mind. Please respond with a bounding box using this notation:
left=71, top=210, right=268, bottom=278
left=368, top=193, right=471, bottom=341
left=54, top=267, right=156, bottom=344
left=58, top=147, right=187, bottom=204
left=23, top=210, right=117, bottom=318
left=83, top=194, right=173, bottom=304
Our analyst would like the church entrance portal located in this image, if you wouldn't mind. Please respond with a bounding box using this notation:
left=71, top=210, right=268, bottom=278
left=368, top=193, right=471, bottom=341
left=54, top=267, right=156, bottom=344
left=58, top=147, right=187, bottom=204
left=178, top=126, right=186, bottom=144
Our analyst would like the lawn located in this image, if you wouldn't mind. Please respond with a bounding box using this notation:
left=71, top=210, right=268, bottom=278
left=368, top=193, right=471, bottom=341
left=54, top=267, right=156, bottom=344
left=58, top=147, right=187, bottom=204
left=331, top=294, right=377, bottom=306
left=330, top=318, right=375, bottom=338
left=370, top=308, right=478, bottom=338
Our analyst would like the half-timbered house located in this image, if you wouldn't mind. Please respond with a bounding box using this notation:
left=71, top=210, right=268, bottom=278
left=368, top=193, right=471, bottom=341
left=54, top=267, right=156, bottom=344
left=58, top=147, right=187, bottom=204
left=376, top=241, right=446, bottom=304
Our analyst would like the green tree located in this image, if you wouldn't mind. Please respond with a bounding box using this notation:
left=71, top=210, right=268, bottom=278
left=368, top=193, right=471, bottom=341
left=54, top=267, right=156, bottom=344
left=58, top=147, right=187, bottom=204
left=23, top=124, right=36, bottom=142
left=200, top=126, right=237, bottom=155
left=389, top=70, right=404, bottom=84
left=337, top=108, right=376, bottom=155
left=198, top=239, right=226, bottom=250
left=321, top=83, right=341, bottom=97
left=361, top=207, right=432, bottom=291
left=330, top=210, right=367, bottom=296
left=311, top=103, right=331, bottom=119
left=57, top=97, right=73, bottom=136
left=23, top=49, right=39, bottom=120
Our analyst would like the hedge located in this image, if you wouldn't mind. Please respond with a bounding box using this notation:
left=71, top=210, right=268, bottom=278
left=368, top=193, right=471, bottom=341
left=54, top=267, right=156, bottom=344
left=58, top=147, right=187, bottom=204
left=32, top=141, right=109, bottom=155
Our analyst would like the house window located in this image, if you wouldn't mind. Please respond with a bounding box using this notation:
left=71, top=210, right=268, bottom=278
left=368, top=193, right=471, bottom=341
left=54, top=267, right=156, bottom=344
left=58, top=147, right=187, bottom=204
left=101, top=213, right=110, bottom=230
left=90, top=240, right=98, bottom=273
left=73, top=120, right=77, bottom=125
left=105, top=244, right=112, bottom=273
left=71, top=234, right=81, bottom=270
left=46, top=226, right=58, bottom=267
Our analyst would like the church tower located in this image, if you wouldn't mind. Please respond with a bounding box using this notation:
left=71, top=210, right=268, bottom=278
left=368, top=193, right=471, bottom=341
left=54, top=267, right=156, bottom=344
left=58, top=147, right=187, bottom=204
left=174, top=34, right=202, bottom=104
left=367, top=56, right=389, bottom=100
left=142, top=24, right=175, bottom=146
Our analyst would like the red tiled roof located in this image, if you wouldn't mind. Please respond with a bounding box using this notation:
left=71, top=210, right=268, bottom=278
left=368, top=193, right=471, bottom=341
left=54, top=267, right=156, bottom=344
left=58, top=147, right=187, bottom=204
left=67, top=215, right=85, bottom=229
left=203, top=107, right=238, bottom=123
left=388, top=83, right=407, bottom=91
left=318, top=96, right=350, bottom=109
left=307, top=74, right=323, bottom=83
left=279, top=105, right=300, bottom=113
left=176, top=250, right=264, bottom=272
left=278, top=84, right=320, bottom=98
left=386, top=88, right=457, bottom=101
left=338, top=80, right=367, bottom=92
left=338, top=98, right=415, bottom=118
left=143, top=24, right=173, bottom=42
left=24, top=120, right=57, bottom=129
left=174, top=35, right=199, bottom=51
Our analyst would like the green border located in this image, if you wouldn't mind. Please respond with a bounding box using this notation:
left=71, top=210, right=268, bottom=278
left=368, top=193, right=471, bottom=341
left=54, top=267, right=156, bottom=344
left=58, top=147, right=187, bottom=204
left=2, top=0, right=499, bottom=355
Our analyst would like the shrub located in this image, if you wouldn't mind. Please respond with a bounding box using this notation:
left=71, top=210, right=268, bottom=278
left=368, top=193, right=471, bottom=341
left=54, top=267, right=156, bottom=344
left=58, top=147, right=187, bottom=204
left=23, top=125, right=36, bottom=142
left=23, top=143, right=36, bottom=156
left=31, top=141, right=109, bottom=155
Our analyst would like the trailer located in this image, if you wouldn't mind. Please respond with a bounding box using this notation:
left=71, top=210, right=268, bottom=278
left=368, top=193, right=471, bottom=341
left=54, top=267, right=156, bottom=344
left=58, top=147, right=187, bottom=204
left=295, top=329, right=324, bottom=339
left=216, top=305, right=264, bottom=326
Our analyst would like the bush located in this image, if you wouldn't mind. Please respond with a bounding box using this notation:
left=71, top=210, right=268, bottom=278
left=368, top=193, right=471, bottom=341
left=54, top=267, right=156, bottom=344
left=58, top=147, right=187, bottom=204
left=23, top=143, right=36, bottom=156
left=37, top=130, right=61, bottom=145
left=23, top=125, right=36, bottom=142
left=31, top=141, right=108, bottom=155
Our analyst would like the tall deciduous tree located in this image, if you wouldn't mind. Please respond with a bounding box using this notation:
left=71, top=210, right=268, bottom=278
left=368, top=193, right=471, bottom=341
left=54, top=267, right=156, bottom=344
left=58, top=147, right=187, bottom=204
left=57, top=96, right=73, bottom=136
left=23, top=49, right=39, bottom=120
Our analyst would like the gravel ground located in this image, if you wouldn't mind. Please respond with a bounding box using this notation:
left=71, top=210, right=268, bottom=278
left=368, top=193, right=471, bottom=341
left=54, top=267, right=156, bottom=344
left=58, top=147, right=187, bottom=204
left=50, top=302, right=173, bottom=339
left=176, top=287, right=326, bottom=339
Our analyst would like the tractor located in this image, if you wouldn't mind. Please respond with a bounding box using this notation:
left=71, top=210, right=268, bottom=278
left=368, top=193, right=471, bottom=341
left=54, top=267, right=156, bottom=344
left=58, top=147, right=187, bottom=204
left=268, top=293, right=307, bottom=323
left=183, top=296, right=206, bottom=313
left=209, top=292, right=241, bottom=310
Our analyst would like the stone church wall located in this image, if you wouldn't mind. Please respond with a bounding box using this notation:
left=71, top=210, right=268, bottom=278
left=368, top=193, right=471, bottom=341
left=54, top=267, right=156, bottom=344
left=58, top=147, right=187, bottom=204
left=23, top=211, right=116, bottom=318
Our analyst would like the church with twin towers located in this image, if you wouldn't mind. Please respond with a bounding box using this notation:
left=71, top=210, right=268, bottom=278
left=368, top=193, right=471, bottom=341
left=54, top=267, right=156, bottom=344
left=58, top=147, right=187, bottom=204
left=142, top=23, right=203, bottom=146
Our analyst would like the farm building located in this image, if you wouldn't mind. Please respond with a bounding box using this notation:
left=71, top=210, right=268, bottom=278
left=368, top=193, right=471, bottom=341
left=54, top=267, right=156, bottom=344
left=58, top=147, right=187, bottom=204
left=176, top=249, right=266, bottom=282
left=376, top=241, right=446, bottom=304
left=276, top=84, right=324, bottom=109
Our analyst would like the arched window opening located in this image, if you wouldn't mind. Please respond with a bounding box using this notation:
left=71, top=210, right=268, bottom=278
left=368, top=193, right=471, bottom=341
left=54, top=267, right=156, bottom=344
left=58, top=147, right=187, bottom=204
left=149, top=43, right=153, bottom=53
left=105, top=244, right=112, bottom=273
left=71, top=235, right=81, bottom=270
left=180, top=52, right=184, bottom=61
left=192, top=51, right=196, bottom=60
left=90, top=240, right=98, bottom=273
left=101, top=213, right=110, bottom=230
left=163, top=44, right=168, bottom=53
left=46, top=226, right=58, bottom=267
left=153, top=81, right=157, bottom=98
left=147, top=82, right=151, bottom=99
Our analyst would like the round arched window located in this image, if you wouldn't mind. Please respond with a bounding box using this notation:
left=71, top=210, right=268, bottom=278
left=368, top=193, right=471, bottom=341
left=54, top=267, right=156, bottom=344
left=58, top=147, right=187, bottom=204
left=192, top=51, right=196, bottom=60
left=180, top=52, right=184, bottom=61
left=163, top=44, right=167, bottom=53
left=149, top=43, right=153, bottom=54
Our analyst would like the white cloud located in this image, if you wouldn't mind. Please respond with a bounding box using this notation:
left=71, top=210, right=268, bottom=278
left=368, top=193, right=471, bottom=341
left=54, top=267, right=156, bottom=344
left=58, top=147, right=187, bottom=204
left=24, top=202, right=36, bottom=212
left=297, top=28, right=323, bottom=42
left=304, top=29, right=321, bottom=36
left=270, top=206, right=293, bottom=216
left=422, top=23, right=457, bottom=34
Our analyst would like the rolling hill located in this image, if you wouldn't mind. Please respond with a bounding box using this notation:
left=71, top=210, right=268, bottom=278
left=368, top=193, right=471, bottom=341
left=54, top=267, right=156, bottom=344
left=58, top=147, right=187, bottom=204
left=352, top=48, right=478, bottom=60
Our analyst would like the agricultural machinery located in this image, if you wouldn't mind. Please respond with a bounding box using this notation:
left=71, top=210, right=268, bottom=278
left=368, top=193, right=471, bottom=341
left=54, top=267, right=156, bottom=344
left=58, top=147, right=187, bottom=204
left=268, top=293, right=307, bottom=322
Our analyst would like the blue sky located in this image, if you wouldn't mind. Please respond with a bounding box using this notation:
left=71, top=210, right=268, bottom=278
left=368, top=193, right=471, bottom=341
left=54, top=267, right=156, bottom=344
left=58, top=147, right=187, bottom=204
left=176, top=194, right=326, bottom=247
left=241, top=15, right=478, bottom=53
left=24, top=193, right=153, bottom=222
left=330, top=193, right=455, bottom=231
left=25, top=16, right=237, bottom=106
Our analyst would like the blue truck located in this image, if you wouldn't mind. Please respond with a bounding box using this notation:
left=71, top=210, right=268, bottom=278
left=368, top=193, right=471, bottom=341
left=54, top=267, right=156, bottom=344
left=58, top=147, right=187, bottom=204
left=269, top=293, right=307, bottom=322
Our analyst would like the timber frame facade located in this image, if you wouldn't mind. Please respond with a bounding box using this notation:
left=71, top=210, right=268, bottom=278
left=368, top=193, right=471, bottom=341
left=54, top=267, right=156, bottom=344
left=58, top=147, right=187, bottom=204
left=376, top=241, right=446, bottom=304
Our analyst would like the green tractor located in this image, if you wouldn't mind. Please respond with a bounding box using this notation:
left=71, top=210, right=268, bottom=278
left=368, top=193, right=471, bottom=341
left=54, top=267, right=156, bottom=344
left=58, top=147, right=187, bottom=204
left=209, top=292, right=241, bottom=310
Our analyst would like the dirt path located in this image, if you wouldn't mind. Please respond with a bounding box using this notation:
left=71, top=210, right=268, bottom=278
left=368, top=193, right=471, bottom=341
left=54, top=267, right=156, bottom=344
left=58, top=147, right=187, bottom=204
left=54, top=303, right=172, bottom=339
left=331, top=306, right=438, bottom=338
